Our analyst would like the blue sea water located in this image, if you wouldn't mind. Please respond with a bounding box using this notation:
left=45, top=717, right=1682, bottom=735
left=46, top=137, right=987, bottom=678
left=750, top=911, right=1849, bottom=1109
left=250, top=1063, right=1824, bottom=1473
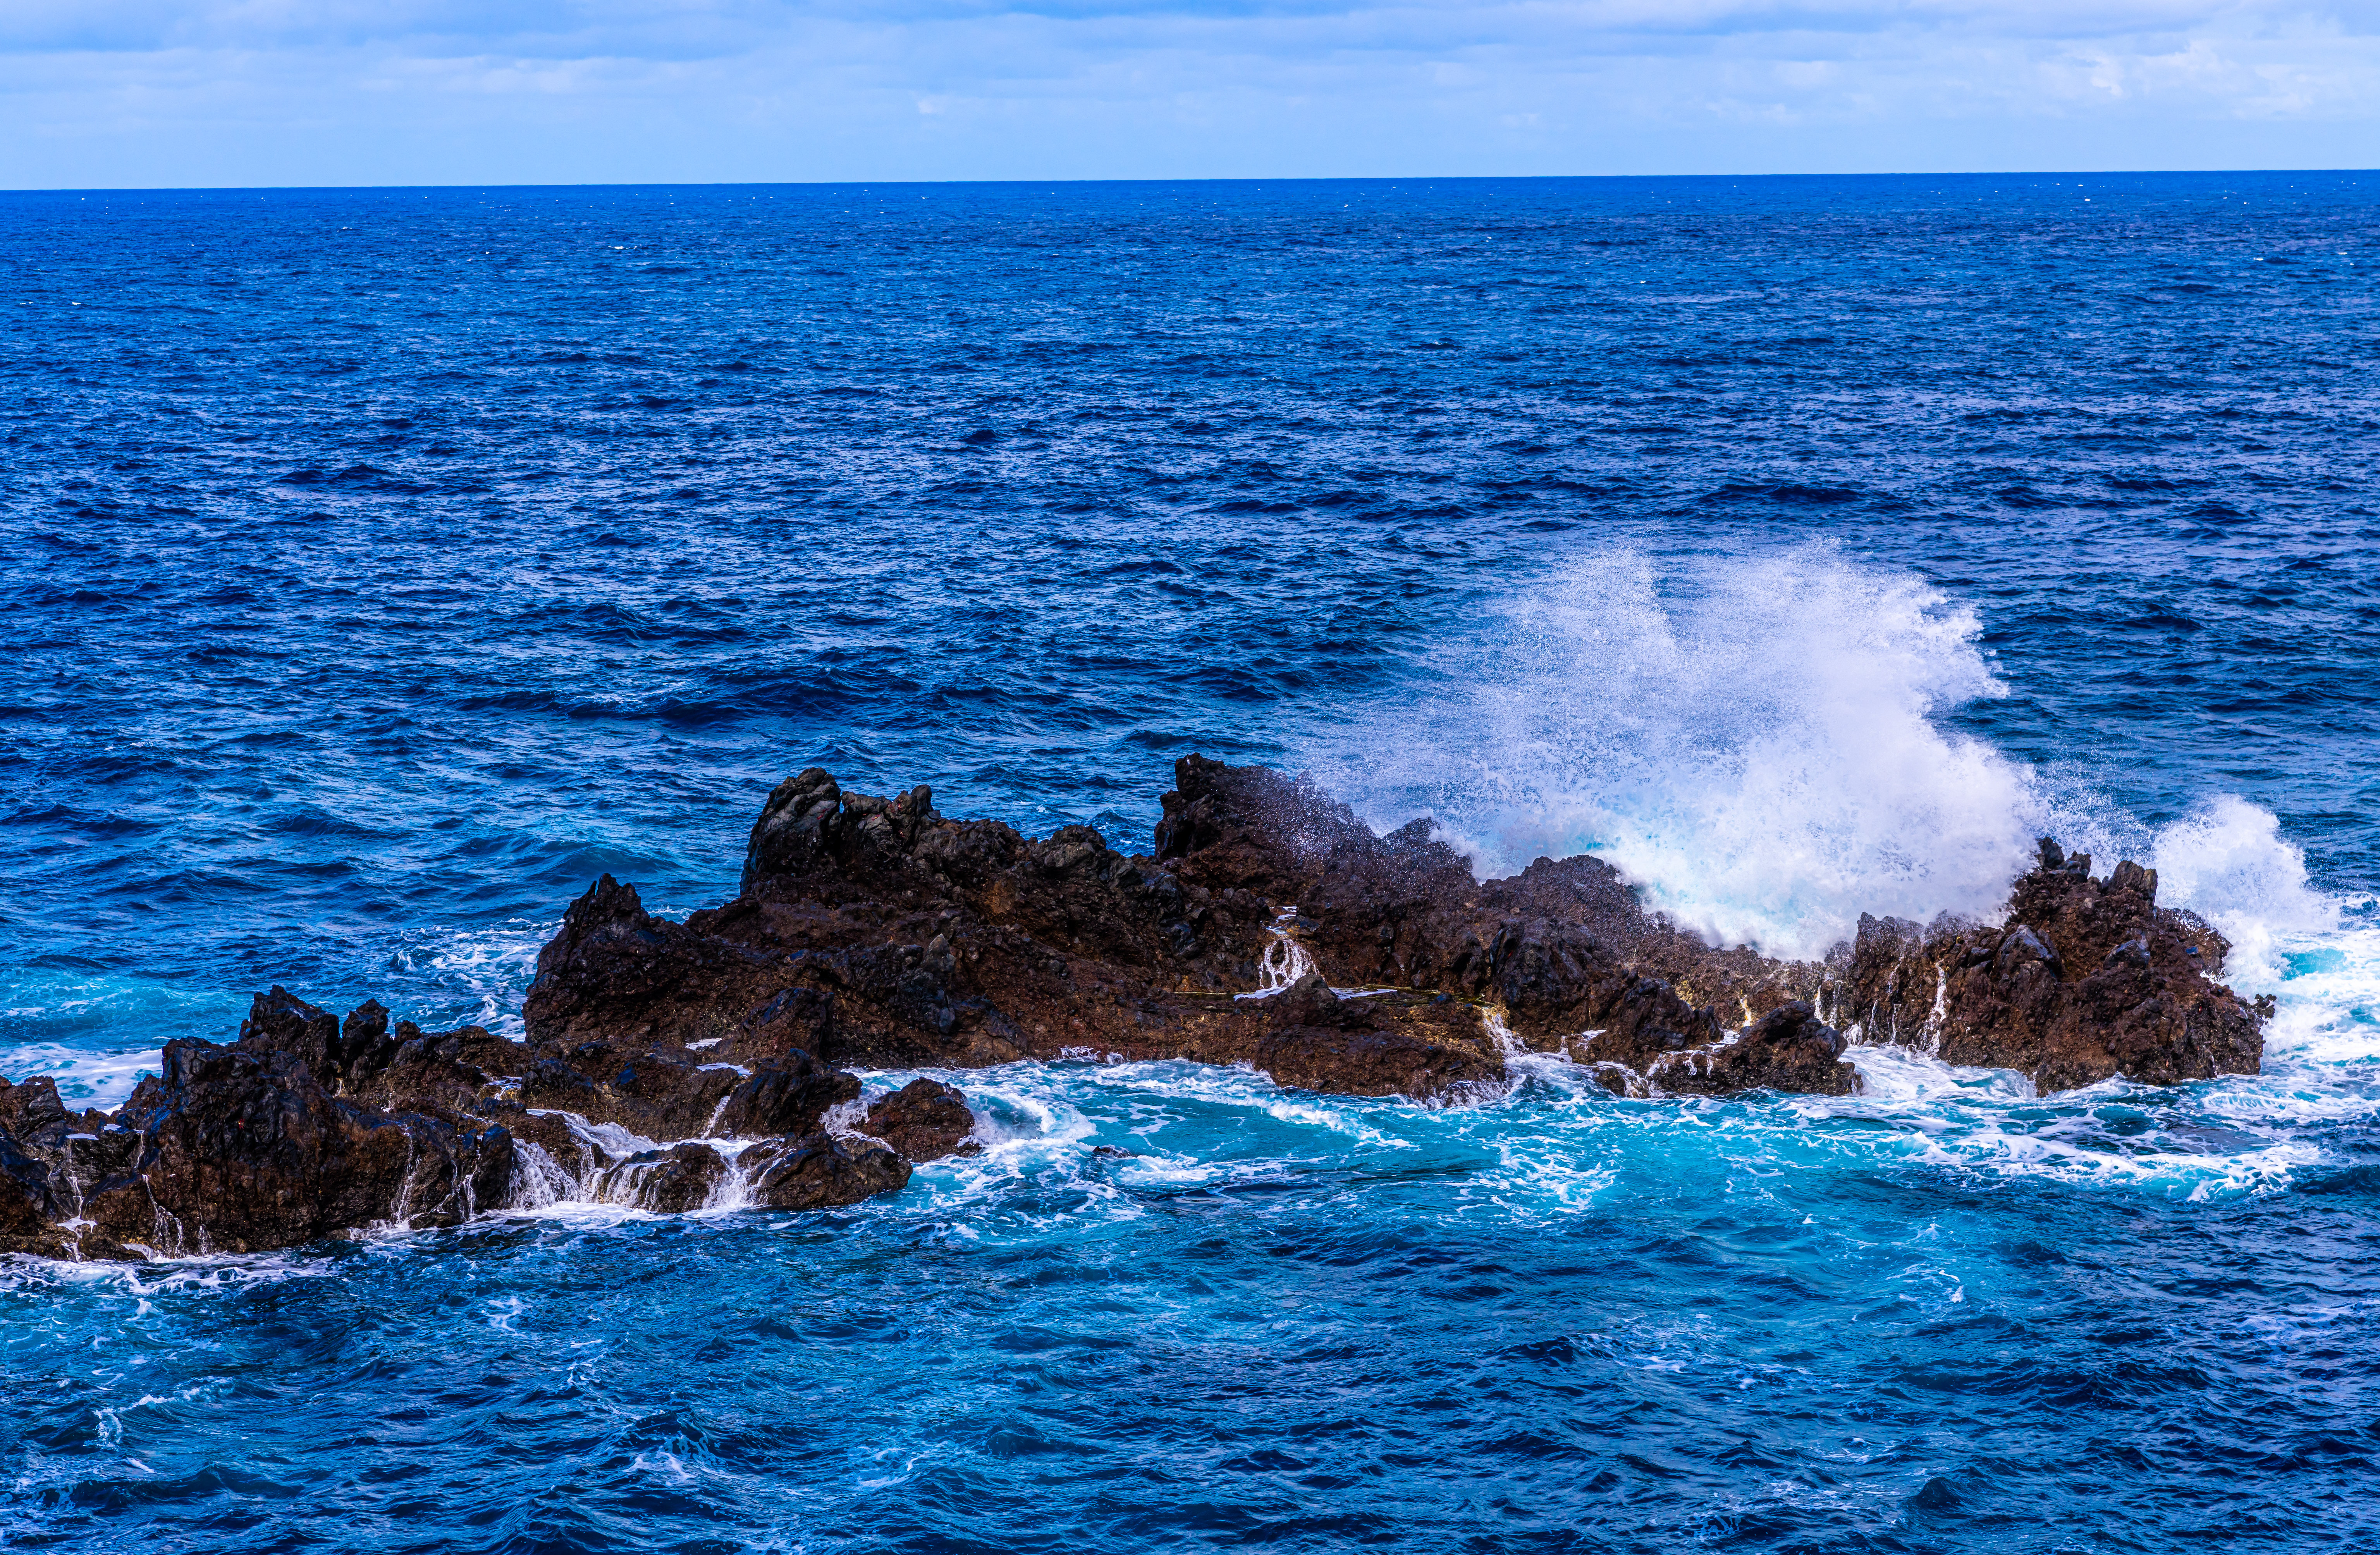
left=3, top=174, right=2378, bottom=1552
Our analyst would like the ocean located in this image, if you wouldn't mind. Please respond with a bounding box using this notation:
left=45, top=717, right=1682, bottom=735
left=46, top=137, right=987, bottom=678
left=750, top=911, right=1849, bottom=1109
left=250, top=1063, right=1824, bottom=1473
left=2, top=174, right=2375, bottom=1552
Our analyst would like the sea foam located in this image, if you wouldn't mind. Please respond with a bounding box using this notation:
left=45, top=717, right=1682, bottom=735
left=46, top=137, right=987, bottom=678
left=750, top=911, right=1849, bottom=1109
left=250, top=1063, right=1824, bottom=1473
left=1322, top=547, right=2349, bottom=976
left=1322, top=547, right=2039, bottom=958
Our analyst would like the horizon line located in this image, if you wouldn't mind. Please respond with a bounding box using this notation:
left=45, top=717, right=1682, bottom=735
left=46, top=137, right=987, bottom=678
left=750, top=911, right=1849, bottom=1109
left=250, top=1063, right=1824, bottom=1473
left=7, top=167, right=2376, bottom=197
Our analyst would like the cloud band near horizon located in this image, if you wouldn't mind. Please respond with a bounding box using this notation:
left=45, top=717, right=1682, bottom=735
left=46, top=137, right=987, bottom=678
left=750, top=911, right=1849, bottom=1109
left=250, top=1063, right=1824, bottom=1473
left=4, top=2, right=2377, bottom=187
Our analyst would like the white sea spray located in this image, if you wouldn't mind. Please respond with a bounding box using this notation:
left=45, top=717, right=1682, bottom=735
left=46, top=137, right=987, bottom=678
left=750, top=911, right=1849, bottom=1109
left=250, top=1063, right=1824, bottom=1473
left=1315, top=546, right=2044, bottom=958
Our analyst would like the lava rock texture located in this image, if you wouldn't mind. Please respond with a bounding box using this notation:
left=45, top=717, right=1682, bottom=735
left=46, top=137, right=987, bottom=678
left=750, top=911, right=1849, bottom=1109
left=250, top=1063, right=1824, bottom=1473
left=1833, top=839, right=2267, bottom=1093
left=517, top=755, right=2260, bottom=1103
left=2, top=758, right=2262, bottom=1259
left=0, top=975, right=968, bottom=1260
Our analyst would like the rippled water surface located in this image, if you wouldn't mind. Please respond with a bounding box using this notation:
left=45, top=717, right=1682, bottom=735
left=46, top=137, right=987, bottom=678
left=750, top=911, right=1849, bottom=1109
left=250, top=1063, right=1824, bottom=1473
left=3, top=175, right=2378, bottom=1553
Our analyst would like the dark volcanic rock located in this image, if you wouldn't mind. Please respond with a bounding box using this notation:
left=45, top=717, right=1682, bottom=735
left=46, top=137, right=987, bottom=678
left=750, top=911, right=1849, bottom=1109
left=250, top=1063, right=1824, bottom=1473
left=353, top=1026, right=518, bottom=1117
left=0, top=1072, right=73, bottom=1151
left=733, top=987, right=837, bottom=1065
left=1155, top=756, right=1812, bottom=1047
left=0, top=1114, right=62, bottom=1256
left=240, top=987, right=344, bottom=1087
left=1575, top=989, right=1853, bottom=1097
left=1575, top=975, right=1727, bottom=1071
left=520, top=761, right=1508, bottom=1097
left=1245, top=975, right=1506, bottom=1096
left=341, top=999, right=397, bottom=1078
left=73, top=1037, right=515, bottom=1257
left=718, top=1051, right=860, bottom=1139
left=863, top=1079, right=977, bottom=1161
left=5, top=759, right=2267, bottom=1261
left=524, top=874, right=818, bottom=1055
left=233, top=988, right=521, bottom=1118
left=516, top=757, right=2263, bottom=1106
left=1268, top=973, right=1366, bottom=1032
left=517, top=1044, right=743, bottom=1140
left=743, top=1131, right=913, bottom=1209
left=1711, top=1002, right=1855, bottom=1094
left=604, top=1142, right=729, bottom=1213
left=5, top=950, right=911, bottom=1259
left=1837, top=846, right=2264, bottom=1092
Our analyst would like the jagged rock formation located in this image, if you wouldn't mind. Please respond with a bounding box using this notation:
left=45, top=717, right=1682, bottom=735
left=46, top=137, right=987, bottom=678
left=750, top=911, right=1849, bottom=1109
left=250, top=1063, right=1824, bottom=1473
left=519, top=756, right=2264, bottom=1104
left=0, top=756, right=2267, bottom=1260
left=0, top=980, right=962, bottom=1261
left=864, top=1079, right=980, bottom=1161
left=521, top=764, right=1511, bottom=1096
left=0, top=1016, right=514, bottom=1261
left=1834, top=839, right=2267, bottom=1092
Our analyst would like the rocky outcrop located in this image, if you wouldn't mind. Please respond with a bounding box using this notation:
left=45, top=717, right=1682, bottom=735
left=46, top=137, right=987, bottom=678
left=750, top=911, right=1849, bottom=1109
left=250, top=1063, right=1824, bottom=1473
left=742, top=1132, right=913, bottom=1209
left=863, top=1079, right=979, bottom=1161
left=0, top=1077, right=70, bottom=1257
left=3, top=1027, right=514, bottom=1260
left=1573, top=998, right=1855, bottom=1098
left=2, top=757, right=2267, bottom=1260
left=599, top=1143, right=731, bottom=1214
left=521, top=874, right=830, bottom=1056
left=1834, top=839, right=2266, bottom=1093
left=518, top=764, right=1512, bottom=1094
left=1150, top=757, right=1833, bottom=1081
left=518, top=756, right=2261, bottom=1106
left=720, top=1052, right=860, bottom=1140
left=0, top=980, right=978, bottom=1261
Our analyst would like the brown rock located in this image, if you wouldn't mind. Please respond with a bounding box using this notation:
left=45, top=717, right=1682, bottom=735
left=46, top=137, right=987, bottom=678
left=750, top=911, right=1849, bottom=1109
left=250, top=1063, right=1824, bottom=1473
left=0, top=1073, right=71, bottom=1152
left=0, top=1115, right=63, bottom=1256
left=1640, top=1001, right=1854, bottom=1098
left=523, top=874, right=818, bottom=1054
left=11, top=763, right=2272, bottom=1263
left=1835, top=846, right=2263, bottom=1092
left=718, top=1051, right=860, bottom=1139
left=239, top=987, right=343, bottom=1087
left=513, top=760, right=2262, bottom=1106
left=1, top=962, right=900, bottom=1258
left=743, top=1131, right=913, bottom=1209
left=73, top=1037, right=514, bottom=1257
left=602, top=1142, right=729, bottom=1213
left=863, top=1079, right=977, bottom=1161
left=516, top=1043, right=742, bottom=1140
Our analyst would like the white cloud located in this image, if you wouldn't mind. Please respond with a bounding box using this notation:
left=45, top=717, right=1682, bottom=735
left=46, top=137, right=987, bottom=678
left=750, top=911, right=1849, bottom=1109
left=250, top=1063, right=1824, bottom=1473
left=2, top=0, right=2377, bottom=184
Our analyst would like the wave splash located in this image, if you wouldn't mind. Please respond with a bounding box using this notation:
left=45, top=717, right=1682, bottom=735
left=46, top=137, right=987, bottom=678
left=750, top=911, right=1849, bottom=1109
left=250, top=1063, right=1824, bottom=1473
left=1327, top=548, right=2034, bottom=958
left=1326, top=548, right=2340, bottom=967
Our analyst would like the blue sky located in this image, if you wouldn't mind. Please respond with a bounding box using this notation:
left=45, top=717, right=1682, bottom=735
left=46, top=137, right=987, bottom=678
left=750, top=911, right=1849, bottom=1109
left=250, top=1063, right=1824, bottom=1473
left=4, top=2, right=2377, bottom=186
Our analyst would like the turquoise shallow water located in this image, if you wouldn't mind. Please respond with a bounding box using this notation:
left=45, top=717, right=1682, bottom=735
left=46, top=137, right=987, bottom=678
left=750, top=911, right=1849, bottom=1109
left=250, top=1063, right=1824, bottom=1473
left=2, top=175, right=2377, bottom=1552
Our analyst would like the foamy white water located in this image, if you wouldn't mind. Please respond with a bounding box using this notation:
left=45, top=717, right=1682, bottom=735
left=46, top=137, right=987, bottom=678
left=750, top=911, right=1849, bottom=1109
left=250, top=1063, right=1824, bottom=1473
left=1319, top=548, right=2369, bottom=980
left=1319, top=547, right=2042, bottom=958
